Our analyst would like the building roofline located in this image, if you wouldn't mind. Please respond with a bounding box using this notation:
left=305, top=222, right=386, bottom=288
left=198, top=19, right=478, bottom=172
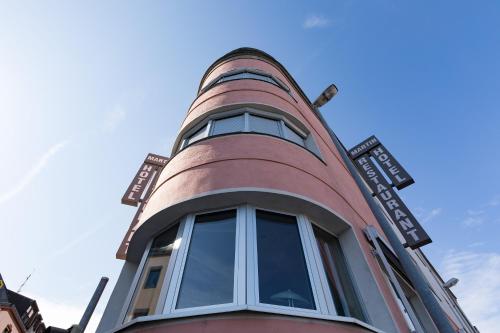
left=197, top=47, right=316, bottom=110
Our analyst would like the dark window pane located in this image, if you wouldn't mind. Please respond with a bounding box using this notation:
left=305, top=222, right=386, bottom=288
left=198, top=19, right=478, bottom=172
left=284, top=124, right=305, bottom=146
left=249, top=115, right=280, bottom=136
left=314, top=227, right=366, bottom=321
left=144, top=268, right=162, bottom=289
left=211, top=115, right=244, bottom=136
left=125, top=224, right=179, bottom=322
left=217, top=72, right=278, bottom=86
left=187, top=124, right=207, bottom=145
left=256, top=210, right=315, bottom=310
left=176, top=210, right=236, bottom=309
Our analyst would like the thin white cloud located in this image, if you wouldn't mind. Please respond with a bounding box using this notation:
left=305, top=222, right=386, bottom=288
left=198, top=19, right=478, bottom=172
left=423, top=207, right=442, bottom=223
left=0, top=140, right=69, bottom=204
left=486, top=195, right=500, bottom=207
left=103, top=104, right=126, bottom=132
left=463, top=209, right=486, bottom=227
left=414, top=207, right=442, bottom=223
left=27, top=294, right=102, bottom=332
left=42, top=223, right=104, bottom=265
left=303, top=14, right=330, bottom=29
left=467, top=209, right=485, bottom=216
left=463, top=216, right=484, bottom=227
left=442, top=250, right=500, bottom=333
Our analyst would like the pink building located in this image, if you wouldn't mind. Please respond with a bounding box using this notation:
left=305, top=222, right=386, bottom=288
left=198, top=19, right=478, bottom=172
left=97, top=48, right=477, bottom=333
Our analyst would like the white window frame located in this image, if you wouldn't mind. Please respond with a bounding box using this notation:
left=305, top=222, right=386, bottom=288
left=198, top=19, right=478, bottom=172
left=201, top=67, right=291, bottom=95
left=117, top=206, right=383, bottom=333
left=117, top=221, right=185, bottom=325
left=162, top=206, right=246, bottom=315
left=245, top=206, right=329, bottom=316
left=179, top=107, right=320, bottom=159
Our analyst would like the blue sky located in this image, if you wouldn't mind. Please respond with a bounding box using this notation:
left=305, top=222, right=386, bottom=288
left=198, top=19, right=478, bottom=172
left=1, top=1, right=499, bottom=332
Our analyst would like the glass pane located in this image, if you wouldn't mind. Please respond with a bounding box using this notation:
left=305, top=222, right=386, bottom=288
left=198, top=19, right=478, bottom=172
left=218, top=72, right=276, bottom=85
left=284, top=124, right=305, bottom=146
left=249, top=115, right=280, bottom=136
left=391, top=280, right=417, bottom=332
left=125, top=224, right=179, bottom=322
left=256, top=210, right=315, bottom=310
left=144, top=268, right=162, bottom=289
left=187, top=124, right=207, bottom=145
left=211, top=115, right=244, bottom=136
left=176, top=210, right=236, bottom=309
left=314, top=227, right=366, bottom=321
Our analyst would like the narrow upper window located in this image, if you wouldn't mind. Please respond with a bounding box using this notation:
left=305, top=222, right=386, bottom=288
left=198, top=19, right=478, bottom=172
left=201, top=68, right=290, bottom=94
left=179, top=109, right=319, bottom=158
left=249, top=115, right=281, bottom=137
left=283, top=123, right=305, bottom=146
left=186, top=124, right=208, bottom=145
left=176, top=210, right=237, bottom=309
left=256, top=210, right=315, bottom=310
left=212, top=114, right=245, bottom=136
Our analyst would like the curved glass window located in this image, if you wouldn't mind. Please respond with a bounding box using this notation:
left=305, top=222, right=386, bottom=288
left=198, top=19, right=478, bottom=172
left=211, top=114, right=244, bottom=136
left=314, top=226, right=366, bottom=320
left=123, top=206, right=368, bottom=328
left=201, top=68, right=290, bottom=94
left=256, top=210, right=315, bottom=310
left=180, top=109, right=317, bottom=157
left=249, top=115, right=281, bottom=137
left=176, top=210, right=236, bottom=309
left=125, top=224, right=180, bottom=321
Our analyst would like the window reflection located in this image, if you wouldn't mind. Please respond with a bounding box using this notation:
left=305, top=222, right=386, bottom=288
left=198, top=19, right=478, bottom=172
left=249, top=115, right=281, bottom=137
left=125, top=224, right=179, bottom=322
left=314, top=227, right=365, bottom=320
left=256, top=210, right=315, bottom=310
left=212, top=115, right=244, bottom=136
left=176, top=210, right=236, bottom=309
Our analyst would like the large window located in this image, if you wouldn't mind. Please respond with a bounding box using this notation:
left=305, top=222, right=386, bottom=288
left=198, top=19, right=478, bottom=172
left=256, top=211, right=315, bottom=310
left=122, top=206, right=368, bottom=328
left=176, top=211, right=237, bottom=309
left=201, top=68, right=290, bottom=94
left=179, top=108, right=321, bottom=158
left=124, top=224, right=180, bottom=322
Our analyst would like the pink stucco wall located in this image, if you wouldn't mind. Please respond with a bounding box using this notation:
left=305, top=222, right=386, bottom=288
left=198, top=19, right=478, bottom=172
left=133, top=52, right=411, bottom=333
left=125, top=315, right=376, bottom=333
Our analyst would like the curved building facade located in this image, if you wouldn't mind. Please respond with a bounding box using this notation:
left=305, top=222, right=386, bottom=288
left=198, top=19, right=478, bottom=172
left=97, top=48, right=477, bottom=333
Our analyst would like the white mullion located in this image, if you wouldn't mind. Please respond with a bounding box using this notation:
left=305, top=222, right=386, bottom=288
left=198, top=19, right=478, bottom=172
left=244, top=112, right=250, bottom=132
left=246, top=205, right=258, bottom=306
left=297, top=215, right=328, bottom=315
left=235, top=206, right=247, bottom=305
left=279, top=120, right=286, bottom=139
left=163, top=215, right=195, bottom=313
left=326, top=243, right=351, bottom=313
left=303, top=219, right=339, bottom=316
left=206, top=120, right=214, bottom=136
left=155, top=222, right=187, bottom=314
left=116, top=239, right=153, bottom=326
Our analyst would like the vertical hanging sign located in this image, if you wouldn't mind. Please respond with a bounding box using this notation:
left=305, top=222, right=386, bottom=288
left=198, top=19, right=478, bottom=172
left=369, top=144, right=414, bottom=190
left=349, top=135, right=414, bottom=190
left=354, top=155, right=431, bottom=249
left=117, top=153, right=169, bottom=259
left=121, top=154, right=169, bottom=206
left=349, top=136, right=431, bottom=249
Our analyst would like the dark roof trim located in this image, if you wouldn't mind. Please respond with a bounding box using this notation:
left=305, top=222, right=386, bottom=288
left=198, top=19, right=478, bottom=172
left=198, top=48, right=316, bottom=111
